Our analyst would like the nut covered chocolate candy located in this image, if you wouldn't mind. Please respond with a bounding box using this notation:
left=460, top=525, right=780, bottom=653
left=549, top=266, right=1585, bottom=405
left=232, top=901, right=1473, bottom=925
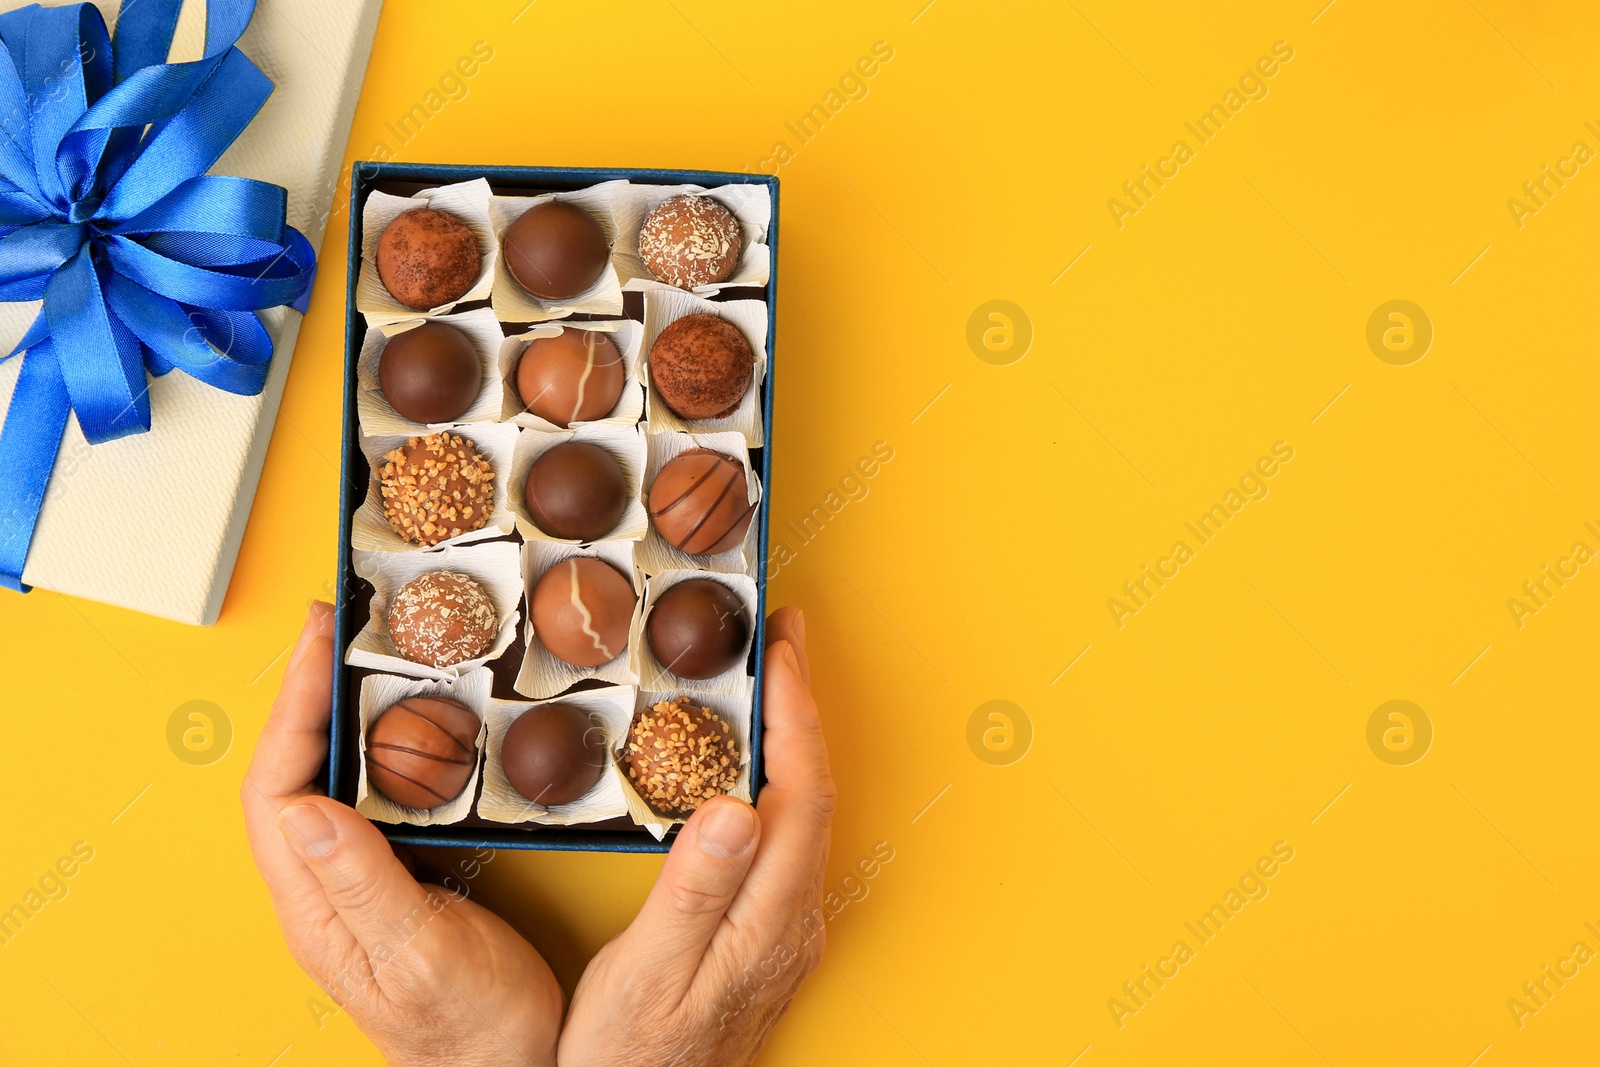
left=387, top=571, right=497, bottom=668
left=380, top=432, right=495, bottom=546
left=638, top=195, right=742, bottom=289
left=624, top=697, right=738, bottom=817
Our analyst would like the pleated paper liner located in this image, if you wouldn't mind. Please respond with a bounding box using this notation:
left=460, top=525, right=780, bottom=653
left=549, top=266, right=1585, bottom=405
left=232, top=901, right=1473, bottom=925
left=356, top=668, right=491, bottom=827
left=515, top=538, right=642, bottom=700
left=346, top=541, right=523, bottom=682
left=640, top=289, right=768, bottom=448
left=637, top=429, right=762, bottom=579
left=617, top=681, right=756, bottom=841
left=497, top=318, right=644, bottom=432
left=506, top=423, right=649, bottom=545
left=630, top=568, right=759, bottom=698
left=356, top=178, right=498, bottom=328
left=351, top=422, right=519, bottom=554
left=610, top=182, right=773, bottom=295
left=488, top=182, right=626, bottom=323
left=477, top=685, right=635, bottom=826
left=355, top=307, right=507, bottom=437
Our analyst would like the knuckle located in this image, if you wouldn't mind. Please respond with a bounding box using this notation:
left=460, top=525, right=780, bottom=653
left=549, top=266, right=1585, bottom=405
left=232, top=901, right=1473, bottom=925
left=668, top=877, right=733, bottom=918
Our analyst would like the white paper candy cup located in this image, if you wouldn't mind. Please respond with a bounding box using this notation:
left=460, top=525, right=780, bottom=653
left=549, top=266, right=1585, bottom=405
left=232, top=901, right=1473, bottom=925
left=488, top=182, right=626, bottom=322
left=616, top=683, right=755, bottom=839
left=353, top=423, right=519, bottom=554
left=357, top=179, right=498, bottom=327
left=611, top=182, right=772, bottom=295
left=498, top=319, right=643, bottom=432
left=508, top=424, right=648, bottom=545
left=356, top=308, right=507, bottom=436
left=641, top=290, right=768, bottom=447
left=346, top=541, right=523, bottom=682
left=478, top=686, right=636, bottom=825
left=630, top=569, right=758, bottom=696
left=356, top=668, right=491, bottom=826
left=515, top=539, right=642, bottom=699
left=637, top=430, right=762, bottom=578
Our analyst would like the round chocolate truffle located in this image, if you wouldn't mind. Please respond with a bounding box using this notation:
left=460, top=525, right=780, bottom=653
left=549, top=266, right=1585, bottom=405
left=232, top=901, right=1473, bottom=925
left=638, top=195, right=743, bottom=289
left=648, top=448, right=755, bottom=556
left=366, top=697, right=479, bottom=810
left=380, top=432, right=495, bottom=546
left=645, top=578, right=749, bottom=679
left=503, top=200, right=609, bottom=301
left=376, top=207, right=481, bottom=310
left=530, top=556, right=636, bottom=667
left=388, top=571, right=497, bottom=668
left=516, top=328, right=626, bottom=427
left=379, top=321, right=483, bottom=424
left=501, top=703, right=608, bottom=807
left=625, top=696, right=739, bottom=817
left=523, top=441, right=628, bottom=542
left=648, top=314, right=754, bottom=421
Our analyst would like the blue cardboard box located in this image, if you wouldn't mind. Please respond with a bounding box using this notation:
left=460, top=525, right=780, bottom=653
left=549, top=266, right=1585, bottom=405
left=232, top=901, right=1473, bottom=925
left=327, top=163, right=778, bottom=853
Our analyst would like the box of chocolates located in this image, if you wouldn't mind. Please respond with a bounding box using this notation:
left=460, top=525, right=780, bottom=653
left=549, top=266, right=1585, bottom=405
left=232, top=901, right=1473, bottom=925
left=326, top=163, right=778, bottom=853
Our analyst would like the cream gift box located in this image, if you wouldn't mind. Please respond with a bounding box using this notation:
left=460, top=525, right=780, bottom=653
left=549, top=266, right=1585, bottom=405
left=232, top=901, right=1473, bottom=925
left=0, top=0, right=381, bottom=624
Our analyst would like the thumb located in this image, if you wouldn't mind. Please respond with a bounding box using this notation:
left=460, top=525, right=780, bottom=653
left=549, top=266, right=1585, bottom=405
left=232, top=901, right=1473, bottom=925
left=626, top=796, right=760, bottom=986
left=279, top=797, right=438, bottom=962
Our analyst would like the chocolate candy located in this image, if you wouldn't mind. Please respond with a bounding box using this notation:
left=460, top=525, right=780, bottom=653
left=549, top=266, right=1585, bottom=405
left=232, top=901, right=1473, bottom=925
left=504, top=200, right=608, bottom=301
left=501, top=703, right=608, bottom=806
left=523, top=441, right=627, bottom=541
left=638, top=195, right=743, bottom=289
left=529, top=557, right=636, bottom=667
left=516, top=328, right=626, bottom=427
left=388, top=571, right=497, bottom=668
left=366, top=697, right=480, bottom=810
left=376, top=207, right=481, bottom=310
left=624, top=697, right=739, bottom=816
left=648, top=448, right=755, bottom=555
left=379, top=322, right=482, bottom=424
left=380, top=432, right=495, bottom=546
left=645, top=578, right=749, bottom=679
left=648, top=314, right=753, bottom=421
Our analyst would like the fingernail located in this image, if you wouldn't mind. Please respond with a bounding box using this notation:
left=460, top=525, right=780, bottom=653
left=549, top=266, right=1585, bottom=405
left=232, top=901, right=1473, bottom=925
left=780, top=641, right=799, bottom=675
left=281, top=803, right=337, bottom=859
left=792, top=609, right=806, bottom=650
left=697, top=800, right=756, bottom=859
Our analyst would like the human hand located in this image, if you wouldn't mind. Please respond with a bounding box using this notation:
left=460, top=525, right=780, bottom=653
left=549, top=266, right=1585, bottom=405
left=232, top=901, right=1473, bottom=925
left=241, top=602, right=564, bottom=1067
left=558, top=606, right=835, bottom=1067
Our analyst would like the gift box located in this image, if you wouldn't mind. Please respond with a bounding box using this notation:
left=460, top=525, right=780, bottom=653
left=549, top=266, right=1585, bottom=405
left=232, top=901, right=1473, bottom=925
left=329, top=163, right=778, bottom=852
left=0, top=0, right=381, bottom=624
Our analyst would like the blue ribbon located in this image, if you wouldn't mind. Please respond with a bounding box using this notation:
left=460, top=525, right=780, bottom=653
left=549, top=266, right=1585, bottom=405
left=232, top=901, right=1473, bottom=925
left=0, top=0, right=314, bottom=592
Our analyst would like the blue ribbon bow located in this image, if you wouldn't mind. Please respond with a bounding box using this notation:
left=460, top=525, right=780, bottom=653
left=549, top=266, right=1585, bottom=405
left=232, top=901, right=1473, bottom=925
left=0, top=0, right=314, bottom=591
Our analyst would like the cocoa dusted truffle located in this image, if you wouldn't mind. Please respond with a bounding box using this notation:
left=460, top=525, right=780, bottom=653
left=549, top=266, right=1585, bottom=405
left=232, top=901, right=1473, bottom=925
left=648, top=448, right=755, bottom=555
left=645, top=578, right=749, bottom=679
left=380, top=432, right=495, bottom=546
left=376, top=207, right=481, bottom=310
left=504, top=200, right=609, bottom=301
left=523, top=441, right=628, bottom=542
left=638, top=195, right=743, bottom=289
left=516, top=328, right=626, bottom=427
left=529, top=557, right=636, bottom=668
left=625, top=697, right=739, bottom=817
left=366, top=696, right=480, bottom=810
left=501, top=703, right=608, bottom=807
left=388, top=571, right=497, bottom=668
left=649, top=314, right=753, bottom=421
left=379, top=321, right=482, bottom=424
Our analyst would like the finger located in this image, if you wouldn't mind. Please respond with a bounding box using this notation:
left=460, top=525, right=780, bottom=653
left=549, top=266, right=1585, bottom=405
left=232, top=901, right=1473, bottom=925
left=248, top=601, right=337, bottom=799
left=241, top=603, right=342, bottom=947
left=623, top=795, right=761, bottom=994
left=278, top=796, right=439, bottom=970
left=723, top=638, right=834, bottom=936
left=765, top=605, right=809, bottom=684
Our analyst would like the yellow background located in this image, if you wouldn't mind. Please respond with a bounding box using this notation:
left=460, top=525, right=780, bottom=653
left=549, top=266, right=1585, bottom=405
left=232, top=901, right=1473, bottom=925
left=2, top=1, right=1598, bottom=1063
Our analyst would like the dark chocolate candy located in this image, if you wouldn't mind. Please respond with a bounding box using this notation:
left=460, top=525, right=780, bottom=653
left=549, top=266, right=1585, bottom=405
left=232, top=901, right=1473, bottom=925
left=379, top=321, right=482, bottom=424
left=523, top=441, right=627, bottom=542
left=503, top=200, right=608, bottom=301
left=501, top=703, right=608, bottom=807
left=645, top=578, right=749, bottom=680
